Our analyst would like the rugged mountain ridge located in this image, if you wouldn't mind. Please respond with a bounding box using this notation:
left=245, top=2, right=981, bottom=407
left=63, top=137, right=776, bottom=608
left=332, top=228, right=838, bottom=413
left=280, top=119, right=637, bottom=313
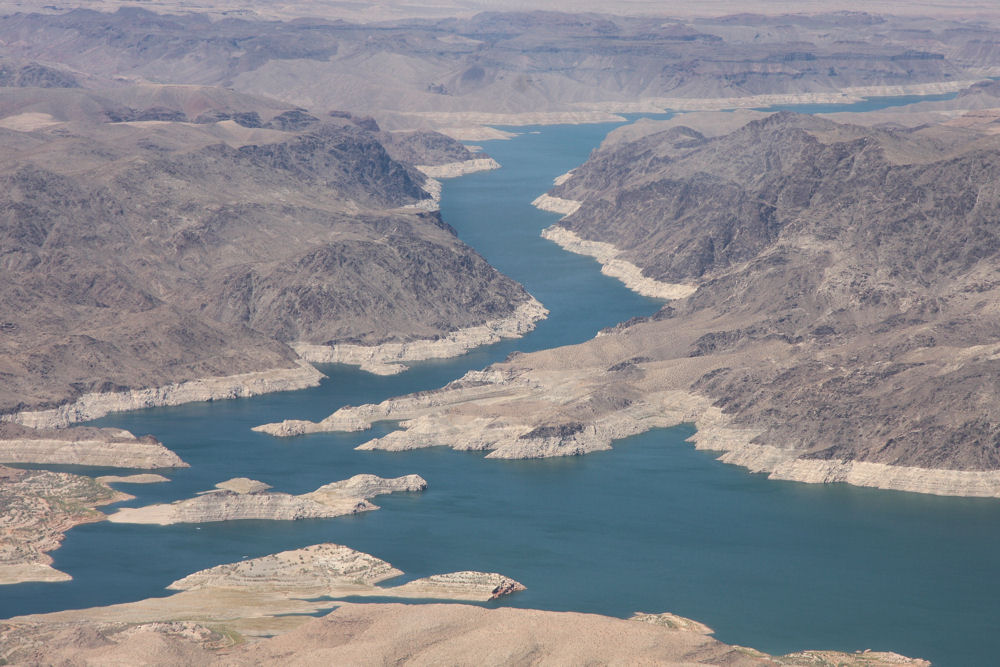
left=544, top=108, right=1000, bottom=473
left=0, top=8, right=996, bottom=128
left=263, top=90, right=1000, bottom=495
left=571, top=111, right=1000, bottom=475
left=0, top=86, right=537, bottom=422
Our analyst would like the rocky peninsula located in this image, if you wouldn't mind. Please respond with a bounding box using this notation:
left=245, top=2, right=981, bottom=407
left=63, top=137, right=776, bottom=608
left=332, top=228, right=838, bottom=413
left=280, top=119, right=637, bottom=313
left=107, top=474, right=426, bottom=525
left=416, top=157, right=501, bottom=179
left=4, top=542, right=527, bottom=641
left=0, top=540, right=926, bottom=665
left=0, top=466, right=129, bottom=585
left=168, top=544, right=525, bottom=602
left=0, top=423, right=186, bottom=469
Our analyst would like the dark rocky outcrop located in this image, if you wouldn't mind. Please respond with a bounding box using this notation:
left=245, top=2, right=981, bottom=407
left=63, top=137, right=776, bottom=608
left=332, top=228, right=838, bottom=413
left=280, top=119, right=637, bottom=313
left=0, top=61, right=79, bottom=88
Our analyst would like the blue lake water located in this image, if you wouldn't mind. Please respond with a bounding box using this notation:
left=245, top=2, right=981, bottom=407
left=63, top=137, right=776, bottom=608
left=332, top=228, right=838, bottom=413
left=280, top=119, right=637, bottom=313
left=3, top=99, right=998, bottom=666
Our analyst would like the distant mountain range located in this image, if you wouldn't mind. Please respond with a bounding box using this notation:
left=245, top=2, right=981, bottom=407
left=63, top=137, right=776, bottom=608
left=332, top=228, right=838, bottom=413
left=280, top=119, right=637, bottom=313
left=0, top=8, right=997, bottom=124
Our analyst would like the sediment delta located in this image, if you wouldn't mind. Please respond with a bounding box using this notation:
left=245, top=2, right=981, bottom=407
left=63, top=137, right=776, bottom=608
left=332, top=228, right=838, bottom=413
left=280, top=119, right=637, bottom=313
left=107, top=474, right=427, bottom=525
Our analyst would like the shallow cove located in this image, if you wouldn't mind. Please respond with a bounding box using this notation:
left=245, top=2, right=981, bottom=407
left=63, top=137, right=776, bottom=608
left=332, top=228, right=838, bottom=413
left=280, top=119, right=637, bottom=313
left=2, top=101, right=998, bottom=666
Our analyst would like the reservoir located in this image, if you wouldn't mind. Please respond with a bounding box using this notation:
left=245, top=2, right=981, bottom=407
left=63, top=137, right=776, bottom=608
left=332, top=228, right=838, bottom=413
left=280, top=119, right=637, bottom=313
left=3, top=97, right=995, bottom=667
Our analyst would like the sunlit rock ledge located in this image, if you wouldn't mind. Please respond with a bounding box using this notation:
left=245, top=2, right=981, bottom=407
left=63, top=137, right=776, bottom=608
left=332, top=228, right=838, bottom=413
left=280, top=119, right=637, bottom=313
left=416, top=157, right=500, bottom=178
left=4, top=361, right=324, bottom=430
left=290, top=297, right=548, bottom=376
left=107, top=474, right=427, bottom=525
left=541, top=226, right=697, bottom=301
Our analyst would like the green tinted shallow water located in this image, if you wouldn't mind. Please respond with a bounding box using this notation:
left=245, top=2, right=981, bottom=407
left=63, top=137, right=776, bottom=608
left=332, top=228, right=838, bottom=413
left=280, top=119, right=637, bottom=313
left=3, top=97, right=997, bottom=667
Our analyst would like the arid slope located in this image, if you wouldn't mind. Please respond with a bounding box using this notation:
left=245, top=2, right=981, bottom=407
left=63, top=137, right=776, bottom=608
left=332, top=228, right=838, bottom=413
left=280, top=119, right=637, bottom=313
left=263, top=87, right=1000, bottom=496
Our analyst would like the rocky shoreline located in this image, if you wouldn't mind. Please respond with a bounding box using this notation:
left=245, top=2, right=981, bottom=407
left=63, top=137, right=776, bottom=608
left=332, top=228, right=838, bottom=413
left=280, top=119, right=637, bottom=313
left=540, top=226, right=697, bottom=301
left=258, top=350, right=1000, bottom=498
left=390, top=109, right=627, bottom=130
left=533, top=189, right=697, bottom=300
left=389, top=80, right=981, bottom=139
left=4, top=542, right=527, bottom=638
left=416, top=157, right=501, bottom=179
left=0, top=539, right=927, bottom=664
left=581, top=79, right=985, bottom=113
left=0, top=466, right=130, bottom=585
left=290, top=297, right=548, bottom=375
left=3, top=362, right=325, bottom=430
left=107, top=474, right=427, bottom=525
left=0, top=427, right=187, bottom=469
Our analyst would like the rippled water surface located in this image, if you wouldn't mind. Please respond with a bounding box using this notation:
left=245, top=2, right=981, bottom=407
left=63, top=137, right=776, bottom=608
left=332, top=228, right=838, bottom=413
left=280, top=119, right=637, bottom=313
left=4, top=97, right=996, bottom=667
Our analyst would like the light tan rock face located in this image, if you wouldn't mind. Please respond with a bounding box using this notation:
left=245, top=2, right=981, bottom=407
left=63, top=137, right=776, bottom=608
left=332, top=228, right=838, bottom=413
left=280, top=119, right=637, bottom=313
left=224, top=603, right=929, bottom=667
left=259, top=323, right=1000, bottom=497
left=0, top=425, right=187, bottom=469
left=387, top=572, right=527, bottom=600
left=255, top=365, right=706, bottom=460
left=106, top=474, right=427, bottom=525
left=541, top=225, right=697, bottom=300
left=0, top=541, right=925, bottom=665
left=531, top=193, right=581, bottom=216
left=5, top=362, right=325, bottom=430
left=0, top=465, right=129, bottom=585
left=0, top=620, right=232, bottom=665
left=166, top=544, right=404, bottom=595
left=630, top=611, right=715, bottom=634
left=415, top=157, right=500, bottom=178
left=289, top=297, right=547, bottom=376
left=166, top=544, right=525, bottom=603
left=96, top=474, right=171, bottom=485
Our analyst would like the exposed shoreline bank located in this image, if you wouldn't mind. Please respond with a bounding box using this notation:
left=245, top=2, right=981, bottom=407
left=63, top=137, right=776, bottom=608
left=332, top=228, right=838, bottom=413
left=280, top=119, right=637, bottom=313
left=257, top=359, right=1000, bottom=498
left=578, top=79, right=984, bottom=114
left=0, top=466, right=130, bottom=585
left=416, top=157, right=501, bottom=179
left=0, top=428, right=187, bottom=469
left=2, top=361, right=325, bottom=430
left=541, top=225, right=698, bottom=301
left=392, top=79, right=983, bottom=137
left=290, top=297, right=548, bottom=375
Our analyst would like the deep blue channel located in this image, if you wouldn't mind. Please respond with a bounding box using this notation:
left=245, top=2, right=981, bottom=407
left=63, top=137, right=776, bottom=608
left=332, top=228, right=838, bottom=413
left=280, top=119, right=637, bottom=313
left=2, top=98, right=995, bottom=667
